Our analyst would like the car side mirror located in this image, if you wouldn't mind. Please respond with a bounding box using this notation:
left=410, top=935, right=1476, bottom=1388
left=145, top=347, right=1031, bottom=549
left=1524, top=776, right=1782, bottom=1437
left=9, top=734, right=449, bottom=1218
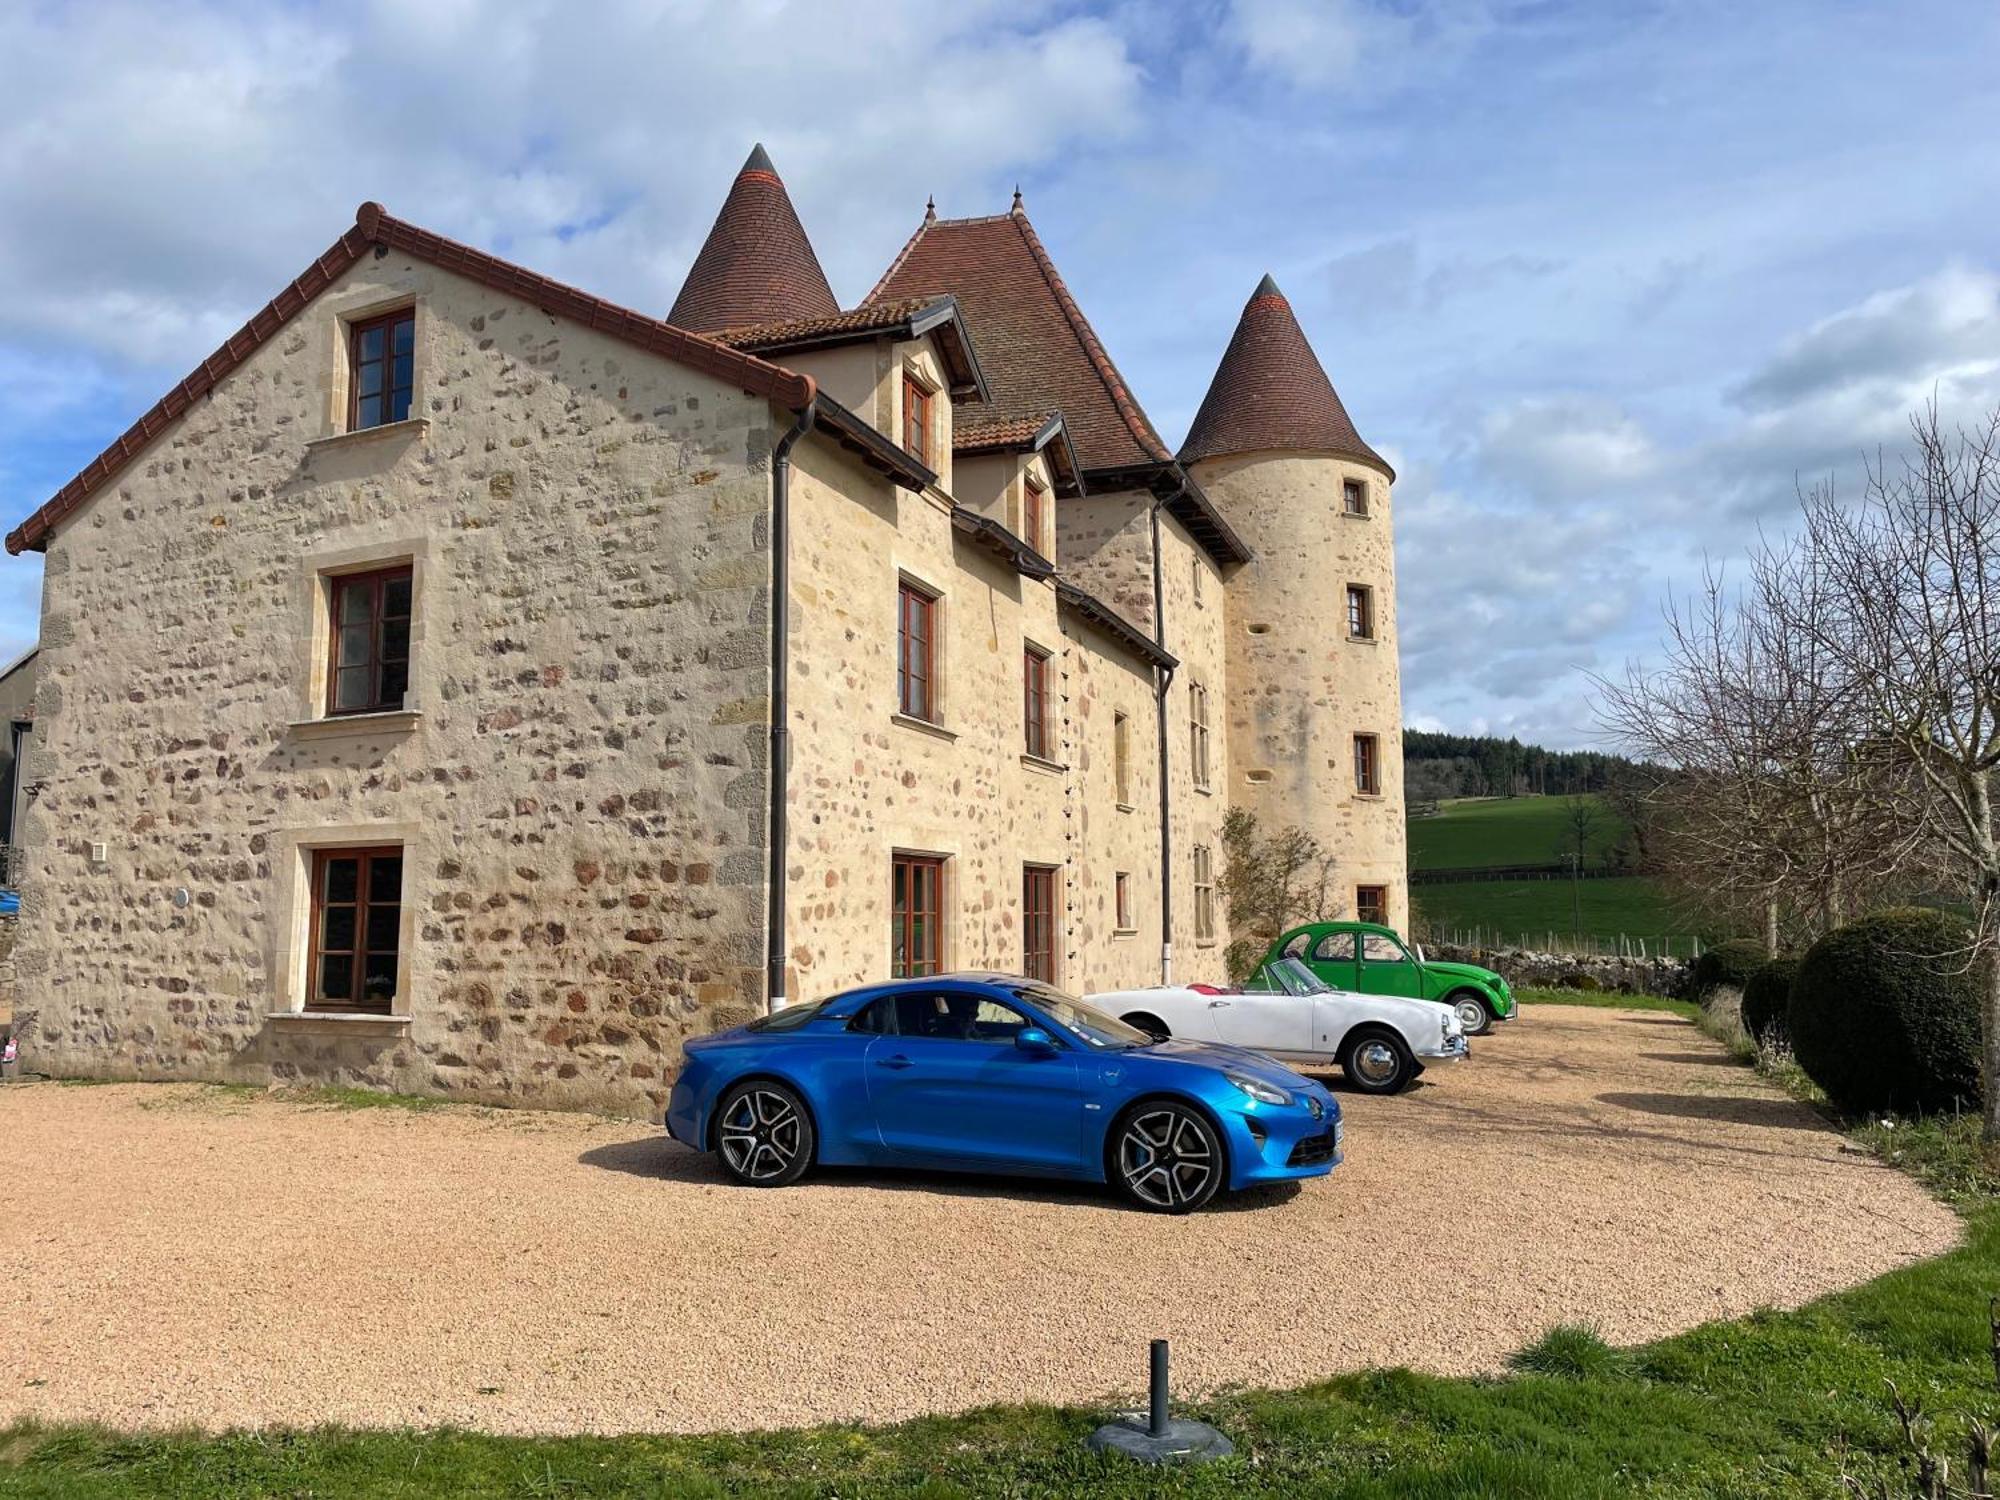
left=1015, top=1027, right=1058, bottom=1055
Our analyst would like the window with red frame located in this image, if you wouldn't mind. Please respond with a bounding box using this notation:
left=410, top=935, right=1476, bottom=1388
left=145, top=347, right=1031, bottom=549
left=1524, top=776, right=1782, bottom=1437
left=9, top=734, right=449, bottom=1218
left=350, top=309, right=415, bottom=431
left=1022, top=479, right=1045, bottom=551
left=1022, top=864, right=1057, bottom=982
left=898, top=580, right=937, bottom=721
left=902, top=374, right=931, bottom=465
left=328, top=565, right=413, bottom=715
left=307, top=846, right=403, bottom=1013
left=892, top=852, right=945, bottom=977
left=1023, top=644, right=1051, bottom=759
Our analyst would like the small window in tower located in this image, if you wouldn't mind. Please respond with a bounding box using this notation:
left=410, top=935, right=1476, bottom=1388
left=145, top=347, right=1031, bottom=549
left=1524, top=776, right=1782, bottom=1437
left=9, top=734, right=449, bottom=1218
left=1115, top=871, right=1134, bottom=932
left=1346, top=584, right=1375, bottom=640
left=1191, top=557, right=1204, bottom=607
left=1353, top=733, right=1381, bottom=796
left=1342, top=478, right=1369, bottom=517
left=1113, top=711, right=1133, bottom=807
left=1355, top=884, right=1389, bottom=926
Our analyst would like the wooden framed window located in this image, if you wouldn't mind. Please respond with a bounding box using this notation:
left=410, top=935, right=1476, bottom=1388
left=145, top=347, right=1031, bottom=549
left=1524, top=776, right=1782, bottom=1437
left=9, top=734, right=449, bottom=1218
left=1353, top=733, right=1381, bottom=795
left=1113, top=711, right=1132, bottom=806
left=1189, top=682, right=1212, bottom=790
left=1192, top=845, right=1216, bottom=942
left=307, top=846, right=403, bottom=1013
left=902, top=373, right=932, bottom=465
left=1342, top=478, right=1369, bottom=516
left=1115, top=871, right=1133, bottom=932
left=1022, top=478, right=1045, bottom=552
left=897, top=580, right=937, bottom=722
left=1355, top=884, right=1389, bottom=926
left=328, top=565, right=413, bottom=715
left=1023, top=644, right=1051, bottom=760
left=349, top=308, right=415, bottom=431
left=891, top=852, right=946, bottom=978
left=1346, top=584, right=1374, bottom=640
left=1022, top=864, right=1057, bottom=982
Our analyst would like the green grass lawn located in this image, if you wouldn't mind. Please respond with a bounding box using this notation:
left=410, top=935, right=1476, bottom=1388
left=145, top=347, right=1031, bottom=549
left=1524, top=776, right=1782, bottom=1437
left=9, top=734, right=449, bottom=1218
left=7, top=1010, right=2000, bottom=1499
left=1406, top=794, right=1630, bottom=872
left=1413, top=874, right=1695, bottom=955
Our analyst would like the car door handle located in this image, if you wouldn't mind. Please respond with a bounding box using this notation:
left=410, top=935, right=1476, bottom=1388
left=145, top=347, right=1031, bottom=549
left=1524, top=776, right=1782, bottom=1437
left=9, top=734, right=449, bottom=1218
left=876, top=1054, right=915, bottom=1070
left=1208, top=1000, right=1231, bottom=1008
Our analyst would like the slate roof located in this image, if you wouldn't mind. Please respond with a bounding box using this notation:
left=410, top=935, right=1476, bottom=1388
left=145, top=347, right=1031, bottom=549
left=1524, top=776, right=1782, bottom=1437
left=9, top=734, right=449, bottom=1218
left=864, top=204, right=1171, bottom=475
left=667, top=143, right=839, bottom=334
left=1178, top=273, right=1391, bottom=476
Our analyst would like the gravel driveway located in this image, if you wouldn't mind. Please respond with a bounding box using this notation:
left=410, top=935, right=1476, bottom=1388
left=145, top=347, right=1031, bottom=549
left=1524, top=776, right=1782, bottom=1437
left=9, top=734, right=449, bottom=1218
left=0, top=1005, right=1958, bottom=1435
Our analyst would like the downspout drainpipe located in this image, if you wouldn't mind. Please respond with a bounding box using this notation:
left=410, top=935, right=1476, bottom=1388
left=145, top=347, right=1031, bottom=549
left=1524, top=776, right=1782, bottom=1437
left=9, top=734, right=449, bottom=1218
left=1150, top=491, right=1174, bottom=986
left=766, top=397, right=818, bottom=1013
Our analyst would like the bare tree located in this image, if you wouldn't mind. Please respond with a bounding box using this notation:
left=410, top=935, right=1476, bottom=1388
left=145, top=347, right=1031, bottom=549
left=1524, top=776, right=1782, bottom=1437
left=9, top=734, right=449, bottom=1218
left=1759, top=404, right=1998, bottom=1133
left=1218, top=808, right=1337, bottom=983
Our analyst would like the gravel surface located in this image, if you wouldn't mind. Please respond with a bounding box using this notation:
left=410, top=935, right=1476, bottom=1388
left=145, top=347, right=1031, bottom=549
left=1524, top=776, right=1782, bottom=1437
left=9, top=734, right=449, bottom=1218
left=0, top=1005, right=1959, bottom=1436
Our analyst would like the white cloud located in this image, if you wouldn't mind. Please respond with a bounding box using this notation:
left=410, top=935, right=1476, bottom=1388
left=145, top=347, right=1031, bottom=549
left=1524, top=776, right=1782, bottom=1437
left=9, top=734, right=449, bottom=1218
left=1476, top=396, right=1661, bottom=496
left=1227, top=0, right=1368, bottom=87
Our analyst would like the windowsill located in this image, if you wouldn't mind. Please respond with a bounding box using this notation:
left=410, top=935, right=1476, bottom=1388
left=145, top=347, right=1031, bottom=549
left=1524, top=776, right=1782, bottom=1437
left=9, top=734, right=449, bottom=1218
left=1193, top=783, right=1214, bottom=797
left=1194, top=939, right=1219, bottom=950
left=891, top=712, right=957, bottom=742
left=1115, top=801, right=1136, bottom=814
left=1353, top=790, right=1385, bottom=801
left=1113, top=928, right=1138, bottom=939
left=1341, top=509, right=1370, bottom=521
left=287, top=709, right=422, bottom=740
left=305, top=417, right=431, bottom=453
left=1020, top=752, right=1065, bottom=775
left=1347, top=634, right=1378, bottom=645
left=267, top=1010, right=410, bottom=1033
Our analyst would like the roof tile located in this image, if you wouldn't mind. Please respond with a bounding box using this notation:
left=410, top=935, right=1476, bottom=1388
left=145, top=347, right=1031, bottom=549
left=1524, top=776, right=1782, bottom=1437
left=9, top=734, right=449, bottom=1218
left=668, top=144, right=839, bottom=333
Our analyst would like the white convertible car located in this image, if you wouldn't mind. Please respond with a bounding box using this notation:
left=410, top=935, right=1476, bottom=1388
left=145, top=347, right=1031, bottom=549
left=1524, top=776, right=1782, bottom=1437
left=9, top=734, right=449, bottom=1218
left=1089, top=956, right=1469, bottom=1094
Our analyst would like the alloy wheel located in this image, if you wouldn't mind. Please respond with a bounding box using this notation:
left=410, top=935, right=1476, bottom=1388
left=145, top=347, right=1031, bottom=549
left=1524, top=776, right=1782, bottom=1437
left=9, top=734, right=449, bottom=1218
left=1119, top=1107, right=1215, bottom=1209
left=718, top=1089, right=803, bottom=1182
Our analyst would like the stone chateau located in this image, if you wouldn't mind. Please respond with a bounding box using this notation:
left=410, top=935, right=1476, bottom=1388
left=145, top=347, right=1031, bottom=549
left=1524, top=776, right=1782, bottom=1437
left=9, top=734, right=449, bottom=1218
left=5, top=146, right=1405, bottom=1115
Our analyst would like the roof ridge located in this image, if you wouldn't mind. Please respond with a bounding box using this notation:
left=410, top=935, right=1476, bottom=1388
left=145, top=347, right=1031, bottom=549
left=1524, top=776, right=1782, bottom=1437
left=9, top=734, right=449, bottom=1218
left=7, top=203, right=816, bottom=555
left=1004, top=210, right=1171, bottom=464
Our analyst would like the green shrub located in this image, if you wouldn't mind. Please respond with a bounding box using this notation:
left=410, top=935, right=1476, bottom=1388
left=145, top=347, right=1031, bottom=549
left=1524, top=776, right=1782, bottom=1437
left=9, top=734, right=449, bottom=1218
left=1689, top=938, right=1767, bottom=1003
left=1789, top=907, right=1983, bottom=1116
left=1739, top=957, right=1798, bottom=1047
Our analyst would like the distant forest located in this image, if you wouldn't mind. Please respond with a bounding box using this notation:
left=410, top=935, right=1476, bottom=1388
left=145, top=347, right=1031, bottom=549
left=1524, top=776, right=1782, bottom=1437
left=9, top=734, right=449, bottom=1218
left=1403, top=731, right=1641, bottom=804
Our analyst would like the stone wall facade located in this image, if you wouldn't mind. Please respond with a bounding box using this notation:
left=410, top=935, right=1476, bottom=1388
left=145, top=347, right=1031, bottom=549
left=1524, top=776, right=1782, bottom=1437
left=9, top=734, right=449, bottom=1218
left=16, top=253, right=777, bottom=1117
left=1194, top=449, right=1408, bottom=934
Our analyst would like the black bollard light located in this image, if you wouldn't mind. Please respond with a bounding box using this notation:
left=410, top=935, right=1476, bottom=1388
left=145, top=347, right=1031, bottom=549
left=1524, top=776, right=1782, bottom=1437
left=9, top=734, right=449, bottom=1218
left=1086, top=1338, right=1234, bottom=1465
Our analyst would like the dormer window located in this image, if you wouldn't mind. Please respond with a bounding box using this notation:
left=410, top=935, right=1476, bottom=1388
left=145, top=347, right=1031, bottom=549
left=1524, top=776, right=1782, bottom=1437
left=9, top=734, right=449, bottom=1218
left=902, top=372, right=932, bottom=466
left=1022, top=477, right=1046, bottom=553
left=350, top=309, right=415, bottom=431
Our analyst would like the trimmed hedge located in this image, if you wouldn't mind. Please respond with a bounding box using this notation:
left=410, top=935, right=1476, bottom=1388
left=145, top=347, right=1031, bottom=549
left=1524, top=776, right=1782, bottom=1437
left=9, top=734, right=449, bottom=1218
left=1690, top=938, right=1767, bottom=1003
left=1789, top=907, right=1983, bottom=1115
left=1740, top=957, right=1798, bottom=1047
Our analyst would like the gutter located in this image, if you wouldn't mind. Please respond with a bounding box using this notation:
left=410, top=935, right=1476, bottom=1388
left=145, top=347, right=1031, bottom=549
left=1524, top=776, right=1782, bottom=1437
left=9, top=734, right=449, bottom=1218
left=765, top=395, right=818, bottom=1012
left=1150, top=496, right=1175, bottom=986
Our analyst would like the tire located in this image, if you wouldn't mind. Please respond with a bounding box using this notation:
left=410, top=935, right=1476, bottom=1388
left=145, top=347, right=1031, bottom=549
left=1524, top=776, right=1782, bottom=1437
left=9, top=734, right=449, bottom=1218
left=1122, top=1011, right=1171, bottom=1041
left=1110, top=1100, right=1226, bottom=1214
left=1340, top=1029, right=1416, bottom=1094
left=1449, top=991, right=1494, bottom=1037
left=713, top=1079, right=815, bottom=1188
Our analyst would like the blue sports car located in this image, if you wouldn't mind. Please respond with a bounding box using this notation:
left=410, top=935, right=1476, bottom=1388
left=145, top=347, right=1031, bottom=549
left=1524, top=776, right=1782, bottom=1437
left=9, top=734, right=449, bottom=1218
left=665, top=973, right=1342, bottom=1213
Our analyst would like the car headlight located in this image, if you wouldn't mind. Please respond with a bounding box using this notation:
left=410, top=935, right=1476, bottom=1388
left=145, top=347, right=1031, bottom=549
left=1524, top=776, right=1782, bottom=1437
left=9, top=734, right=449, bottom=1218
left=1226, top=1071, right=1293, bottom=1106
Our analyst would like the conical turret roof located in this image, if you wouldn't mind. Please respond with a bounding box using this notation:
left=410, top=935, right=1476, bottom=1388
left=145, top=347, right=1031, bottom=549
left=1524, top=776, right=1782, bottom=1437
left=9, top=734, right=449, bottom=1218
left=1178, top=275, right=1390, bottom=476
left=668, top=144, right=839, bottom=333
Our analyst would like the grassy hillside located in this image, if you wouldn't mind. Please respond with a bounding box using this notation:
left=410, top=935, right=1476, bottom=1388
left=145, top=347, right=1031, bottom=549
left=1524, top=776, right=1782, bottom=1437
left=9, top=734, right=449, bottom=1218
left=1406, top=794, right=1628, bottom=872
left=1412, top=876, right=1695, bottom=956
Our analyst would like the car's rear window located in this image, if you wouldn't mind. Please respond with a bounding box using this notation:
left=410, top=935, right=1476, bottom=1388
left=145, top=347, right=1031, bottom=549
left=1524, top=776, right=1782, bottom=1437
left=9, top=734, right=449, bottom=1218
left=743, top=1001, right=830, bottom=1033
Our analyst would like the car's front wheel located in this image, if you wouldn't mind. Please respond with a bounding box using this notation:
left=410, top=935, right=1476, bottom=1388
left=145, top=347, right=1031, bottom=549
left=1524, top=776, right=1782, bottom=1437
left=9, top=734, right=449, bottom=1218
left=1111, top=1100, right=1224, bottom=1214
left=1340, top=1029, right=1417, bottom=1094
left=1121, top=1011, right=1171, bottom=1041
left=1449, top=991, right=1494, bottom=1036
left=714, top=1080, right=815, bottom=1188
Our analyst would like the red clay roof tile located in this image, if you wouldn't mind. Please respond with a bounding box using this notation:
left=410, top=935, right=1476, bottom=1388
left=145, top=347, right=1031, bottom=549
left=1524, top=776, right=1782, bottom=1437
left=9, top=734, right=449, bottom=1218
left=1179, top=274, right=1390, bottom=477
left=864, top=205, right=1170, bottom=474
left=6, top=203, right=816, bottom=555
left=667, top=143, right=839, bottom=334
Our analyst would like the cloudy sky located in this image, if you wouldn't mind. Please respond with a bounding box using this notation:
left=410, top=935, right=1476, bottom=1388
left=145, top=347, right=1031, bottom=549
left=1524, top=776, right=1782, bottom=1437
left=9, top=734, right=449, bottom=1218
left=3, top=0, right=1996, bottom=748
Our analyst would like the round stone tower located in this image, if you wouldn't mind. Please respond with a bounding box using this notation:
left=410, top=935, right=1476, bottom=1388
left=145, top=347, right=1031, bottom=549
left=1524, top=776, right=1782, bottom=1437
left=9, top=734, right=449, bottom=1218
left=1180, top=275, right=1407, bottom=934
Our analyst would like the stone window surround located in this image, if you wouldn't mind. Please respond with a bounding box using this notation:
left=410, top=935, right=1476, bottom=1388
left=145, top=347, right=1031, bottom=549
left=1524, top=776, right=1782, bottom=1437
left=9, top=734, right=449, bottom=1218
left=323, top=292, right=423, bottom=441
left=267, top=819, right=422, bottom=1028
left=1341, top=477, right=1370, bottom=518
left=1112, top=710, right=1134, bottom=811
left=1345, top=582, right=1376, bottom=641
left=1353, top=731, right=1384, bottom=798
left=1113, top=870, right=1135, bottom=935
left=893, top=567, right=947, bottom=732
left=890, top=845, right=954, bottom=976
left=289, top=536, right=432, bottom=735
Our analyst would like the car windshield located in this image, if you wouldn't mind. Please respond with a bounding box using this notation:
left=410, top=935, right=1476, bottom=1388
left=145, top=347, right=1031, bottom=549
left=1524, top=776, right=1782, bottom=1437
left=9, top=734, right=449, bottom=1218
left=1266, top=956, right=1332, bottom=996
left=1004, top=981, right=1154, bottom=1050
